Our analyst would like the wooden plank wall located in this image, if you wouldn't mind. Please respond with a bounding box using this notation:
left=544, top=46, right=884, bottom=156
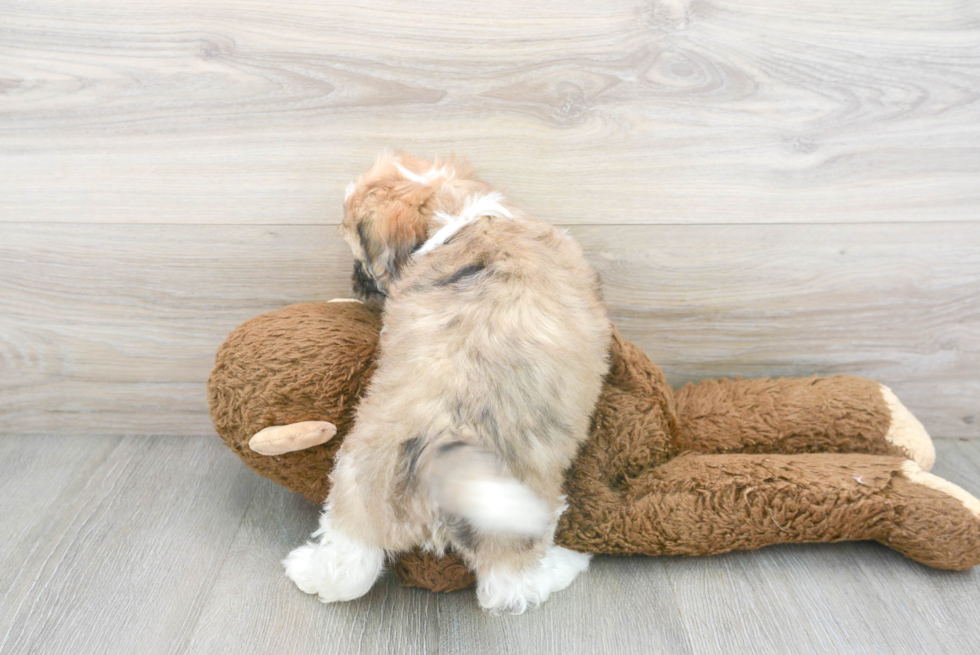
left=1, top=0, right=978, bottom=437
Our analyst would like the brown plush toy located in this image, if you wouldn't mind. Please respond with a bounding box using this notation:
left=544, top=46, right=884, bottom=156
left=208, top=300, right=980, bottom=593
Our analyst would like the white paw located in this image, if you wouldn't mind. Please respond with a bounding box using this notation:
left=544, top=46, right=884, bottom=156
left=283, top=543, right=327, bottom=596
left=477, top=546, right=591, bottom=614
left=283, top=521, right=384, bottom=603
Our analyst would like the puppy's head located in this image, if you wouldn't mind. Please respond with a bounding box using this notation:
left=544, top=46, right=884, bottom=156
left=340, top=152, right=485, bottom=306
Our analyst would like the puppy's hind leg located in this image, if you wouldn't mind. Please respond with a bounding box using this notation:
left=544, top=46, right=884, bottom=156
left=474, top=541, right=592, bottom=615
left=431, top=443, right=591, bottom=614
left=283, top=506, right=385, bottom=603
left=283, top=452, right=387, bottom=603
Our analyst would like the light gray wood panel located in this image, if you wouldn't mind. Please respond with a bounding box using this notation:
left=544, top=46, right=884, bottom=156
left=0, top=436, right=258, bottom=655
left=2, top=222, right=978, bottom=438
left=2, top=0, right=979, bottom=225
left=665, top=544, right=950, bottom=655
left=0, top=222, right=355, bottom=437
left=587, top=222, right=980, bottom=438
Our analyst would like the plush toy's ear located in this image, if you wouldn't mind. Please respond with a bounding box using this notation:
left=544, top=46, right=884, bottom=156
left=249, top=421, right=337, bottom=456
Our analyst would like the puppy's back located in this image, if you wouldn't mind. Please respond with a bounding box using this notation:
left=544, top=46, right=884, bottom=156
left=376, top=215, right=610, bottom=493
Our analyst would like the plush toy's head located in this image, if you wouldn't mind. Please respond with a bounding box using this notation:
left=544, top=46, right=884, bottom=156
left=207, top=300, right=381, bottom=504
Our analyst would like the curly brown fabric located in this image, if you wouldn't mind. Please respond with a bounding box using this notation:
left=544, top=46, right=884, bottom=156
left=674, top=375, right=899, bottom=457
left=208, top=302, right=980, bottom=593
left=208, top=302, right=381, bottom=504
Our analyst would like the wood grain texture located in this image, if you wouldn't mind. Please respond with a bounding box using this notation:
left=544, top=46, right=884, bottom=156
left=2, top=0, right=979, bottom=225
left=0, top=436, right=258, bottom=655
left=2, top=222, right=977, bottom=437
left=0, top=434, right=121, bottom=642
left=3, top=435, right=980, bottom=654
left=3, top=1, right=979, bottom=651
left=1, top=0, right=978, bottom=439
left=183, top=478, right=441, bottom=655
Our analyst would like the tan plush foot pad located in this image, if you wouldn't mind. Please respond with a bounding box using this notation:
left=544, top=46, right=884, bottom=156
left=881, top=385, right=935, bottom=471
left=901, top=460, right=980, bottom=519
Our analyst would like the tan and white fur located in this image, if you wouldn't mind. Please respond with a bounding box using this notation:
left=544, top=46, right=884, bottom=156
left=283, top=153, right=611, bottom=613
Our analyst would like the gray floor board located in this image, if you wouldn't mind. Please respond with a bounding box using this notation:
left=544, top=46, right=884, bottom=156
left=183, top=478, right=441, bottom=655
left=0, top=437, right=258, bottom=655
left=435, top=556, right=696, bottom=655
left=1, top=436, right=979, bottom=655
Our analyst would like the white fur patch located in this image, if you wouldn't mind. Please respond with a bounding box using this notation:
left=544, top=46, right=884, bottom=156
left=283, top=512, right=385, bottom=603
left=477, top=546, right=591, bottom=614
left=880, top=385, right=935, bottom=471
left=344, top=180, right=356, bottom=201
left=393, top=161, right=430, bottom=184
left=431, top=445, right=554, bottom=539
left=414, top=192, right=513, bottom=258
left=394, top=161, right=453, bottom=185
left=446, top=475, right=552, bottom=538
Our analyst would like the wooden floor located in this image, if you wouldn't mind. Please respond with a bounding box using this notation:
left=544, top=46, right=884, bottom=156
left=0, top=435, right=978, bottom=655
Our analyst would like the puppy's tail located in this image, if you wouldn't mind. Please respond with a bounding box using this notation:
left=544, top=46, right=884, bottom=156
left=428, top=442, right=553, bottom=539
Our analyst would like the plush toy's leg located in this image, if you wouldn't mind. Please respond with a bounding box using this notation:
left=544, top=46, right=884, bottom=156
left=556, top=452, right=980, bottom=570
left=885, top=460, right=980, bottom=569
left=674, top=376, right=934, bottom=470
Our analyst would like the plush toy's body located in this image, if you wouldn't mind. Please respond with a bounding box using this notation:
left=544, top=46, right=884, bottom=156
left=208, top=301, right=980, bottom=593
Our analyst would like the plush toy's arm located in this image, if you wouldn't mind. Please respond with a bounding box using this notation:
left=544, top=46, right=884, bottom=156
left=673, top=376, right=935, bottom=470
left=248, top=421, right=337, bottom=455
left=556, top=451, right=980, bottom=570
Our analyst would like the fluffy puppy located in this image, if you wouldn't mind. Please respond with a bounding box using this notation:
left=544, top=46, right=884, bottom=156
left=284, top=152, right=611, bottom=613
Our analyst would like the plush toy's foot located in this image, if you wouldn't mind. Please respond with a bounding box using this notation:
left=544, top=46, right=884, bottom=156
left=283, top=515, right=385, bottom=603
left=476, top=546, right=591, bottom=614
left=880, top=385, right=935, bottom=471
left=882, top=461, right=980, bottom=570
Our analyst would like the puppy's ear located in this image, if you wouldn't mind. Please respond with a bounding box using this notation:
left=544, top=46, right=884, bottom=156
left=361, top=180, right=434, bottom=293
left=379, top=181, right=433, bottom=249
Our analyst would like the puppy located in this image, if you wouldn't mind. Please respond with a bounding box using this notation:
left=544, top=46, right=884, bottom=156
left=283, top=152, right=611, bottom=613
